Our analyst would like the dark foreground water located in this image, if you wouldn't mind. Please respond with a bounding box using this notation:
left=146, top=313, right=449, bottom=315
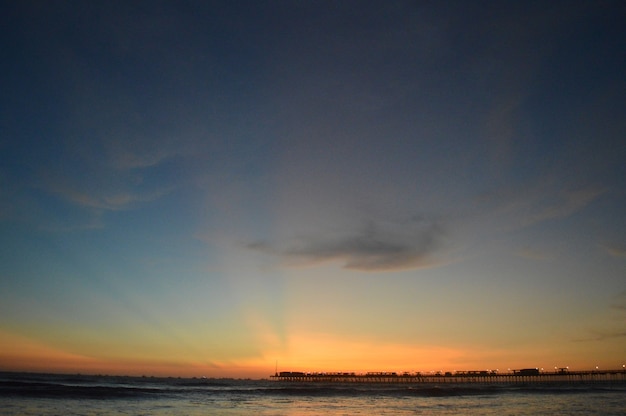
left=1, top=372, right=625, bottom=415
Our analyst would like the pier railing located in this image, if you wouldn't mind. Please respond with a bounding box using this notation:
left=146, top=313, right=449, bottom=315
left=270, top=370, right=626, bottom=384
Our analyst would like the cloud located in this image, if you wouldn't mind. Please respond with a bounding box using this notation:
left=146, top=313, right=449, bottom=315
left=109, top=146, right=179, bottom=171
left=611, top=291, right=626, bottom=312
left=50, top=185, right=175, bottom=212
left=574, top=329, right=626, bottom=342
left=31, top=127, right=182, bottom=218
left=248, top=217, right=446, bottom=272
left=478, top=181, right=606, bottom=231
left=602, top=243, right=626, bottom=259
left=515, top=247, right=551, bottom=260
left=573, top=292, right=626, bottom=342
left=528, top=187, right=605, bottom=225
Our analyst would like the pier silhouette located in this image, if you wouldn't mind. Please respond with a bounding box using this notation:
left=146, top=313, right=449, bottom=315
left=271, top=369, right=626, bottom=384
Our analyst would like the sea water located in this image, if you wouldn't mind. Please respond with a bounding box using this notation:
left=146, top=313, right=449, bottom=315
left=1, top=372, right=625, bottom=415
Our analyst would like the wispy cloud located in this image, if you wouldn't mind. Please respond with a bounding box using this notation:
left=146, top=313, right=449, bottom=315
left=574, top=329, right=626, bottom=342
left=515, top=246, right=552, bottom=260
left=32, top=124, right=183, bottom=218
left=109, top=146, right=178, bottom=170
left=47, top=184, right=175, bottom=212
left=573, top=292, right=626, bottom=342
left=610, top=291, right=626, bottom=312
left=248, top=217, right=447, bottom=272
left=528, top=187, right=605, bottom=225
left=478, top=180, right=606, bottom=231
left=602, top=243, right=626, bottom=259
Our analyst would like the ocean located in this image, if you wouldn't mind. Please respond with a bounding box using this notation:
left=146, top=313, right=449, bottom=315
left=1, top=372, right=625, bottom=415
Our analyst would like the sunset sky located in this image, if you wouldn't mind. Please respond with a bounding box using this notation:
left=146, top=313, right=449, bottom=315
left=1, top=1, right=625, bottom=378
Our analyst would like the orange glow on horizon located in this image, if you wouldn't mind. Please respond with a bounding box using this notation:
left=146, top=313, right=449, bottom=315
left=2, top=328, right=623, bottom=378
left=257, top=331, right=466, bottom=374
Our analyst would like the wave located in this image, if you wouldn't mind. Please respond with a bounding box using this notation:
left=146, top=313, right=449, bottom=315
left=0, top=380, right=164, bottom=399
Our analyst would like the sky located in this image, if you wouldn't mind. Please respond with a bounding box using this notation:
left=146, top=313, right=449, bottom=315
left=1, top=1, right=625, bottom=378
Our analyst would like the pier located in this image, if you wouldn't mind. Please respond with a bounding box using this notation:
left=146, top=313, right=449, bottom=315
left=271, top=369, right=626, bottom=384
